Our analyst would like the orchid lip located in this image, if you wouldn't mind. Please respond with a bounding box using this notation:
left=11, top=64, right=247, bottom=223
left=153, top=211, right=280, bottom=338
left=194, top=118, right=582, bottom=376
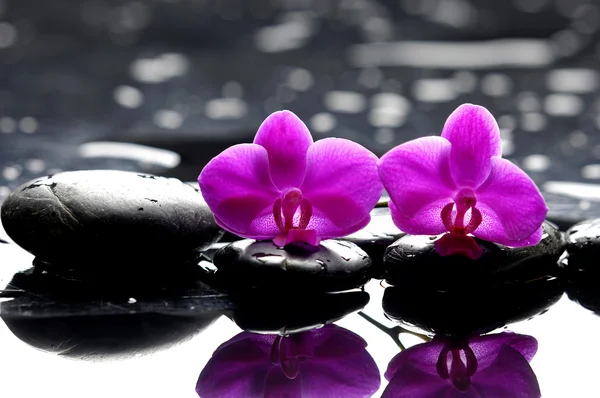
left=435, top=341, right=478, bottom=392
left=273, top=188, right=316, bottom=246
left=442, top=188, right=482, bottom=236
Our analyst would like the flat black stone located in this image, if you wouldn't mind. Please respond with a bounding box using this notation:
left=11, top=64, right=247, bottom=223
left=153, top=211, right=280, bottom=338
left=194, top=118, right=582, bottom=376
left=384, top=221, right=565, bottom=289
left=340, top=207, right=404, bottom=279
left=0, top=170, right=223, bottom=267
left=212, top=239, right=372, bottom=292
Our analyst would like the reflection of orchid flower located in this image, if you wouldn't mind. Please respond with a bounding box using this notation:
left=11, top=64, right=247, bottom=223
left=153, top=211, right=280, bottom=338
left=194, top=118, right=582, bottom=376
left=378, top=104, right=547, bottom=259
left=196, top=324, right=380, bottom=398
left=382, top=332, right=540, bottom=397
left=199, top=110, right=382, bottom=247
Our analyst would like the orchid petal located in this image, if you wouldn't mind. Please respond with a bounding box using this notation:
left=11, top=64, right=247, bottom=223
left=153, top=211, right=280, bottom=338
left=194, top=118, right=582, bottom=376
left=254, top=110, right=313, bottom=190
left=307, top=209, right=371, bottom=240
left=383, top=361, right=476, bottom=398
left=389, top=199, right=448, bottom=236
left=301, top=138, right=382, bottom=231
left=311, top=325, right=368, bottom=358
left=302, top=357, right=381, bottom=398
left=199, top=144, right=280, bottom=237
left=196, top=333, right=275, bottom=398
left=385, top=340, right=447, bottom=380
left=441, top=104, right=501, bottom=188
left=469, top=332, right=538, bottom=369
left=378, top=136, right=455, bottom=223
left=476, top=157, right=547, bottom=243
left=264, top=367, right=303, bottom=398
left=471, top=345, right=541, bottom=398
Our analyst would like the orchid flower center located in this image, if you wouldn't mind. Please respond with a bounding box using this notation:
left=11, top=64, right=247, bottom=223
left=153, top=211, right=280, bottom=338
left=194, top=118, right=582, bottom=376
left=435, top=341, right=478, bottom=392
left=269, top=334, right=312, bottom=380
left=441, top=188, right=482, bottom=235
left=272, top=188, right=317, bottom=247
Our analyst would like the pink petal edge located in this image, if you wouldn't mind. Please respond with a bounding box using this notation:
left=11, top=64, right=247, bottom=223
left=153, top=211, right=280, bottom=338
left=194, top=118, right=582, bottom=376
left=301, top=138, right=383, bottom=233
left=378, top=136, right=455, bottom=224
left=441, top=104, right=502, bottom=188
left=199, top=143, right=280, bottom=237
left=254, top=110, right=314, bottom=191
left=476, top=157, right=547, bottom=243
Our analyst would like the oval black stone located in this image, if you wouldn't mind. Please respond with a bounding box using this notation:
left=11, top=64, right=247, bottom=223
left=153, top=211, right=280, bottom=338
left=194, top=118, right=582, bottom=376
left=0, top=170, right=223, bottom=266
left=340, top=206, right=404, bottom=279
left=564, top=218, right=600, bottom=313
left=212, top=239, right=372, bottom=292
left=384, top=221, right=565, bottom=289
left=565, top=218, right=600, bottom=267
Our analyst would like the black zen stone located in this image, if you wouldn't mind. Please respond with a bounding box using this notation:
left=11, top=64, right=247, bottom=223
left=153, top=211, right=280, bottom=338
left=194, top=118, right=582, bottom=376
left=383, top=221, right=565, bottom=288
left=565, top=218, right=600, bottom=269
left=0, top=170, right=223, bottom=267
left=340, top=206, right=404, bottom=279
left=381, top=221, right=566, bottom=336
left=565, top=218, right=600, bottom=313
left=212, top=239, right=372, bottom=292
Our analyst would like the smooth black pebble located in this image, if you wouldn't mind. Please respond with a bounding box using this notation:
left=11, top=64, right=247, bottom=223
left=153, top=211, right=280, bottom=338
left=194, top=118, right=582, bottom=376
left=212, top=239, right=372, bottom=292
left=0, top=170, right=223, bottom=266
left=564, top=218, right=600, bottom=313
left=382, top=221, right=566, bottom=336
left=340, top=206, right=404, bottom=279
left=384, top=221, right=565, bottom=288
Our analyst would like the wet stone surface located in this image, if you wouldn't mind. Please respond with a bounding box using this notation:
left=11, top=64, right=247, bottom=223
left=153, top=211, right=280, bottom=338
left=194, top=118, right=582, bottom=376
left=212, top=239, right=372, bottom=292
left=0, top=170, right=223, bottom=267
left=383, top=221, right=565, bottom=289
left=340, top=206, right=404, bottom=279
left=565, top=218, right=600, bottom=268
left=564, top=218, right=600, bottom=313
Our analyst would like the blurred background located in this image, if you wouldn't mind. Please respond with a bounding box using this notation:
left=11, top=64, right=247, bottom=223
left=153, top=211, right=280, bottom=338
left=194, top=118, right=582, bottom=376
left=1, top=0, right=600, bottom=218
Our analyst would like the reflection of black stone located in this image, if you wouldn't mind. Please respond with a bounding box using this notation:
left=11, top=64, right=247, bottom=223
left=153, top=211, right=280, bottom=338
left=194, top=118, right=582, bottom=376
left=212, top=239, right=372, bottom=292
left=382, top=222, right=566, bottom=336
left=383, top=277, right=564, bottom=336
left=340, top=207, right=404, bottom=279
left=2, top=312, right=217, bottom=359
left=1, top=170, right=223, bottom=266
left=0, top=267, right=230, bottom=359
left=384, top=221, right=565, bottom=289
left=565, top=218, right=600, bottom=313
left=231, top=290, right=369, bottom=335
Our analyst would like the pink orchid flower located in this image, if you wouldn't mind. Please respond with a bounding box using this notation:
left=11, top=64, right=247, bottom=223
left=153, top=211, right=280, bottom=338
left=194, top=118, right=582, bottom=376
left=378, top=103, right=547, bottom=259
left=196, top=325, right=381, bottom=398
left=382, top=332, right=540, bottom=397
left=199, top=110, right=383, bottom=247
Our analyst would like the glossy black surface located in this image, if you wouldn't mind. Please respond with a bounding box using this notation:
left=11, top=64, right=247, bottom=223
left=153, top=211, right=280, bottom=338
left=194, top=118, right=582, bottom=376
left=383, top=221, right=565, bottom=288
left=1, top=170, right=223, bottom=266
left=212, top=239, right=372, bottom=292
